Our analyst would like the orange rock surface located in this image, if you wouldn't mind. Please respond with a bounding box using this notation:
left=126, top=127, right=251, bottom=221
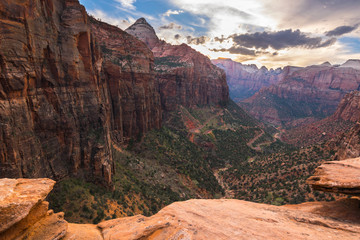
left=307, top=158, right=360, bottom=195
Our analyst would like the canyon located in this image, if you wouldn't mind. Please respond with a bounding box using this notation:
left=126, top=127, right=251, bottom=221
left=0, top=0, right=228, bottom=185
left=1, top=159, right=360, bottom=239
left=227, top=60, right=360, bottom=127
left=212, top=58, right=284, bottom=101
left=126, top=18, right=229, bottom=112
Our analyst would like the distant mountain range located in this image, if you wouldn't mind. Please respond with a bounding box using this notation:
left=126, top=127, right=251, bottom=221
left=215, top=58, right=360, bottom=127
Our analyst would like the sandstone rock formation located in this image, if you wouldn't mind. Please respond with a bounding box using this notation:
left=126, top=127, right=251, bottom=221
left=0, top=178, right=67, bottom=240
left=1, top=178, right=360, bottom=239
left=90, top=17, right=161, bottom=143
left=212, top=58, right=283, bottom=101
left=241, top=62, right=360, bottom=127
left=126, top=18, right=229, bottom=111
left=332, top=122, right=360, bottom=160
left=0, top=0, right=114, bottom=184
left=307, top=158, right=360, bottom=196
left=0, top=0, right=163, bottom=184
left=281, top=91, right=360, bottom=146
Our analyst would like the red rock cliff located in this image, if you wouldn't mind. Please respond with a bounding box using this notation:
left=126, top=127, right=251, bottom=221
left=212, top=58, right=284, bottom=101
left=90, top=18, right=161, bottom=143
left=242, top=63, right=360, bottom=126
left=0, top=0, right=162, bottom=184
left=126, top=18, right=229, bottom=111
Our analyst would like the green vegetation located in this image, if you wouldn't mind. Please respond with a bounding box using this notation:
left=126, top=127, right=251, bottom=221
left=48, top=100, right=337, bottom=224
left=154, top=56, right=187, bottom=69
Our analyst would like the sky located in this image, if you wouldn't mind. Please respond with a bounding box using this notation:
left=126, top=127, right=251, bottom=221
left=80, top=0, right=360, bottom=68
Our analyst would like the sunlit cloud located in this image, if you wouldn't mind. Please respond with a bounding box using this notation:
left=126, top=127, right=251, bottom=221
left=115, top=0, right=136, bottom=10
left=163, top=9, right=184, bottom=17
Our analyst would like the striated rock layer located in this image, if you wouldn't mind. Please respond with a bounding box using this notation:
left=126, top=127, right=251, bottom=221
left=90, top=17, right=161, bottom=143
left=241, top=62, right=360, bottom=127
left=0, top=0, right=162, bottom=184
left=126, top=18, right=229, bottom=111
left=212, top=58, right=284, bottom=101
left=281, top=91, right=360, bottom=146
left=307, top=158, right=360, bottom=196
left=1, top=178, right=360, bottom=239
left=0, top=0, right=113, bottom=184
left=0, top=178, right=67, bottom=240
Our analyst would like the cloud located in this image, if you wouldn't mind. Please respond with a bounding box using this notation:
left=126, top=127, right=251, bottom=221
left=174, top=34, right=181, bottom=39
left=230, top=29, right=336, bottom=50
left=212, top=47, right=256, bottom=56
left=186, top=36, right=209, bottom=45
left=325, top=24, right=359, bottom=37
left=163, top=9, right=184, bottom=17
left=159, top=22, right=183, bottom=30
left=88, top=9, right=134, bottom=29
left=115, top=0, right=136, bottom=10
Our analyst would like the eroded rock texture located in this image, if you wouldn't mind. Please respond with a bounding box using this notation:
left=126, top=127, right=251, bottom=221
left=90, top=18, right=161, bottom=143
left=0, top=0, right=113, bottom=184
left=0, top=0, right=164, bottom=184
left=126, top=18, right=229, bottom=111
left=212, top=58, right=284, bottom=101
left=0, top=178, right=67, bottom=240
left=241, top=62, right=360, bottom=127
left=1, top=178, right=360, bottom=240
left=307, top=158, right=360, bottom=196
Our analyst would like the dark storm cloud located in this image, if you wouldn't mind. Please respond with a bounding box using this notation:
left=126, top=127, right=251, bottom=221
left=212, top=47, right=256, bottom=56
left=187, top=36, right=208, bottom=45
left=325, top=24, right=359, bottom=37
left=230, top=29, right=336, bottom=50
left=159, top=22, right=182, bottom=30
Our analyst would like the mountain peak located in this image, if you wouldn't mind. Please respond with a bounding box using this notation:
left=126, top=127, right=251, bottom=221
left=339, top=59, right=360, bottom=70
left=125, top=17, right=159, bottom=49
left=134, top=17, right=150, bottom=26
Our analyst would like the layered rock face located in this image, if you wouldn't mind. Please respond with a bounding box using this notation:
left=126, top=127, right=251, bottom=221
left=0, top=0, right=162, bottom=184
left=212, top=58, right=283, bottom=101
left=90, top=18, right=161, bottom=143
left=2, top=178, right=360, bottom=240
left=0, top=0, right=113, bottom=184
left=241, top=62, right=360, bottom=127
left=307, top=158, right=360, bottom=196
left=126, top=18, right=229, bottom=111
left=0, top=178, right=67, bottom=240
left=281, top=91, right=360, bottom=146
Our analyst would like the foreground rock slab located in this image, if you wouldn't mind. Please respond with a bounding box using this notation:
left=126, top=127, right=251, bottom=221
left=0, top=178, right=55, bottom=233
left=307, top=158, right=360, bottom=195
left=98, top=199, right=360, bottom=240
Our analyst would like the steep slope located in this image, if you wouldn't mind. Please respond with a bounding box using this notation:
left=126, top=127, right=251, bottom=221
left=212, top=58, right=284, bottom=101
left=241, top=62, right=360, bottom=127
left=282, top=91, right=360, bottom=146
left=0, top=0, right=113, bottom=185
left=89, top=18, right=161, bottom=143
left=0, top=0, right=163, bottom=185
left=126, top=18, right=229, bottom=111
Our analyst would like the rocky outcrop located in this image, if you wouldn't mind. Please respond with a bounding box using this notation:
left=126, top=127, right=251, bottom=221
left=126, top=18, right=229, bottom=111
left=331, top=122, right=360, bottom=160
left=212, top=58, right=283, bottom=101
left=241, top=62, right=360, bottom=127
left=332, top=91, right=360, bottom=122
left=1, top=178, right=360, bottom=239
left=0, top=0, right=162, bottom=184
left=0, top=178, right=67, bottom=240
left=307, top=158, right=360, bottom=196
left=281, top=91, right=360, bottom=146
